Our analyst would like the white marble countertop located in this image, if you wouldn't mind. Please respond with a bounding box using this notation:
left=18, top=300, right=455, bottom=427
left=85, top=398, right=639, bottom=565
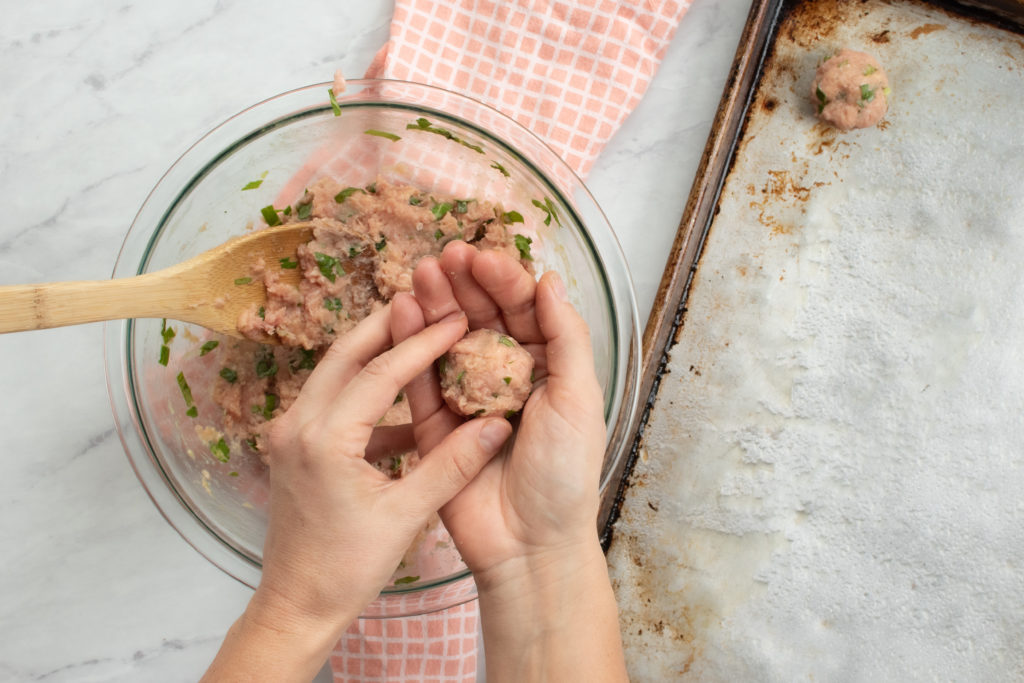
left=0, top=0, right=750, bottom=680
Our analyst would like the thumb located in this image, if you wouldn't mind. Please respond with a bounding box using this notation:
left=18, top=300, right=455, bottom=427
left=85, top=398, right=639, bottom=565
left=400, top=418, right=511, bottom=516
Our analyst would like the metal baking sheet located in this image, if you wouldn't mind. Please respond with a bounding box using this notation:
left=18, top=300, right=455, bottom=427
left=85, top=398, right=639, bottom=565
left=602, top=0, right=1024, bottom=679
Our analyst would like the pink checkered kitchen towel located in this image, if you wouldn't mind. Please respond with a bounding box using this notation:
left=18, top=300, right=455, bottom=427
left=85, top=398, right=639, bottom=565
left=333, top=1, right=689, bottom=681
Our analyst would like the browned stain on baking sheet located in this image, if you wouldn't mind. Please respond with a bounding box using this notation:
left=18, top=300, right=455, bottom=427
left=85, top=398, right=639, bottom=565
left=910, top=21, right=948, bottom=36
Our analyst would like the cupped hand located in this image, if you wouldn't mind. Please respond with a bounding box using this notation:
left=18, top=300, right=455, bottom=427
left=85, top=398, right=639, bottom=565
left=390, top=241, right=607, bottom=586
left=251, top=303, right=512, bottom=636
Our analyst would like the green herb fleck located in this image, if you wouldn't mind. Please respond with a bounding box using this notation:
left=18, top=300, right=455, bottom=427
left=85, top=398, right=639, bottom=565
left=261, top=205, right=281, bottom=227
left=200, top=340, right=220, bottom=356
left=405, top=117, right=483, bottom=153
left=314, top=252, right=344, bottom=282
left=434, top=228, right=444, bottom=240
left=241, top=179, right=263, bottom=191
left=365, top=129, right=401, bottom=142
left=393, top=391, right=404, bottom=405
left=473, top=409, right=485, bottom=417
left=296, top=202, right=313, bottom=220
left=454, top=199, right=471, bottom=214
left=864, top=65, right=878, bottom=76
left=409, top=195, right=423, bottom=206
left=394, top=575, right=420, bottom=585
left=505, top=409, right=518, bottom=419
left=531, top=197, right=561, bottom=227
left=816, top=85, right=828, bottom=114
left=186, top=406, right=198, bottom=418
left=234, top=277, right=252, bottom=285
left=324, top=297, right=343, bottom=312
left=375, top=236, right=387, bottom=251
left=210, top=438, right=230, bottom=462
left=159, top=345, right=170, bottom=366
left=335, top=186, right=363, bottom=203
left=327, top=87, right=342, bottom=116
left=220, top=367, right=238, bottom=383
left=438, top=355, right=448, bottom=376
left=258, top=306, right=265, bottom=319
left=883, top=86, right=892, bottom=97
left=498, top=335, right=515, bottom=348
left=514, top=234, right=533, bottom=261
left=859, top=84, right=875, bottom=103
left=503, top=376, right=512, bottom=385
left=229, top=471, right=239, bottom=477
left=457, top=370, right=467, bottom=385
left=431, top=202, right=453, bottom=221
left=503, top=210, right=524, bottom=224
left=282, top=205, right=292, bottom=216
left=491, top=161, right=510, bottom=177
left=366, top=182, right=377, bottom=194
left=279, top=256, right=299, bottom=269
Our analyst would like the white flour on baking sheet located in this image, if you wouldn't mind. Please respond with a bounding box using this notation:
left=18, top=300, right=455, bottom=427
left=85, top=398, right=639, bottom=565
left=608, top=1, right=1024, bottom=680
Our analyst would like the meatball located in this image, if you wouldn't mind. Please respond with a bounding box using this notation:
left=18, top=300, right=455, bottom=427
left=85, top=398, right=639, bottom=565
left=812, top=49, right=890, bottom=130
left=439, top=329, right=535, bottom=417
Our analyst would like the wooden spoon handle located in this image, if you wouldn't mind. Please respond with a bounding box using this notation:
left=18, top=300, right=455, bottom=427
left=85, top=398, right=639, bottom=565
left=0, top=273, right=186, bottom=332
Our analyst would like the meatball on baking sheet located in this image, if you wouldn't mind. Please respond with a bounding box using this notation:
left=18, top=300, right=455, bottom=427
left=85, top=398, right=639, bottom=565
left=607, top=0, right=1024, bottom=680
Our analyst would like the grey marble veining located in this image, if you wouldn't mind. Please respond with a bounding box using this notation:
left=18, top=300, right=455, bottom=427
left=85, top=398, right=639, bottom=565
left=0, top=0, right=749, bottom=680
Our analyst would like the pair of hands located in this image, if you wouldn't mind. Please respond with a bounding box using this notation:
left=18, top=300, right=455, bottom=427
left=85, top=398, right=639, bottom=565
left=231, top=241, right=608, bottom=668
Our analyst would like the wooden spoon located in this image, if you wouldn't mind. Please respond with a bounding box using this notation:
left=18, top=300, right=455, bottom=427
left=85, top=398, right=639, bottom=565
left=0, top=222, right=315, bottom=342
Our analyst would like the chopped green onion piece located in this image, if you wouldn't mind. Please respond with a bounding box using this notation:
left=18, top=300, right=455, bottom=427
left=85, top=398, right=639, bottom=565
left=394, top=575, right=420, bottom=585
left=491, top=161, right=510, bottom=177
left=883, top=86, right=892, bottom=96
left=324, top=297, right=343, bottom=312
left=335, top=186, right=363, bottom=203
left=161, top=320, right=176, bottom=345
left=454, top=199, right=471, bottom=214
left=514, top=234, right=533, bottom=261
left=431, top=202, right=453, bottom=221
left=365, top=129, right=401, bottom=142
left=473, top=409, right=485, bottom=417
left=504, top=409, right=518, bottom=419
left=314, top=252, right=344, bottom=282
left=366, top=182, right=377, bottom=194
left=210, top=437, right=230, bottom=462
left=282, top=205, right=292, bottom=216
left=199, top=340, right=220, bottom=356
left=816, top=85, right=828, bottom=113
left=502, top=210, right=524, bottom=224
left=864, top=65, right=877, bottom=76
left=261, top=205, right=281, bottom=227
left=457, top=370, right=466, bottom=384
left=256, top=352, right=278, bottom=378
left=375, top=236, right=387, bottom=251
left=234, top=277, right=252, bottom=285
left=296, top=202, right=313, bottom=220
left=859, top=84, right=875, bottom=102
left=241, top=179, right=263, bottom=191
left=176, top=371, right=194, bottom=406
left=434, top=228, right=444, bottom=240
left=409, top=195, right=423, bottom=206
left=159, top=345, right=170, bottom=366
left=327, top=87, right=342, bottom=116
left=257, top=306, right=265, bottom=319
left=291, top=349, right=317, bottom=372
left=279, top=256, right=299, bottom=269
left=229, top=471, right=239, bottom=477
left=503, top=376, right=512, bottom=385
left=186, top=406, right=198, bottom=418
left=220, top=367, right=238, bottom=383
left=498, top=335, right=515, bottom=348
left=262, top=393, right=278, bottom=420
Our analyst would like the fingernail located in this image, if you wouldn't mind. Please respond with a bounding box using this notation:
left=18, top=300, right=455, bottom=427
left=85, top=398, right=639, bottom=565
left=440, top=310, right=466, bottom=324
left=478, top=419, right=512, bottom=452
left=549, top=272, right=569, bottom=302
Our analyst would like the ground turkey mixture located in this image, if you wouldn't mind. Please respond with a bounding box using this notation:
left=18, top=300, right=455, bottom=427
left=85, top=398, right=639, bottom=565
left=439, top=328, right=535, bottom=417
left=812, top=48, right=890, bottom=130
left=218, top=178, right=532, bottom=453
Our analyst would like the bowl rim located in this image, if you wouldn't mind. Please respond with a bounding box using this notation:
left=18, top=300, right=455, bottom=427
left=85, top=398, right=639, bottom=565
left=104, top=78, right=642, bottom=617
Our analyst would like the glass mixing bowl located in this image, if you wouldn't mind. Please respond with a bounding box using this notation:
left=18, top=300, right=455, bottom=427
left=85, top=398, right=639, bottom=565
left=104, top=80, right=640, bottom=618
